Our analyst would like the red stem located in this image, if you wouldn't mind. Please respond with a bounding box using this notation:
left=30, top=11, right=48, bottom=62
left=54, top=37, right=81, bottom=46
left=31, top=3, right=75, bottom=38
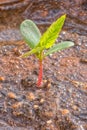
left=37, top=60, right=43, bottom=87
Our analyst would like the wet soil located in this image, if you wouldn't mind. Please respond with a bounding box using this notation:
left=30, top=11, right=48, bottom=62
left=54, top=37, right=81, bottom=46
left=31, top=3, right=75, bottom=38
left=0, top=0, right=87, bottom=44
left=0, top=0, right=87, bottom=129
left=0, top=31, right=87, bottom=130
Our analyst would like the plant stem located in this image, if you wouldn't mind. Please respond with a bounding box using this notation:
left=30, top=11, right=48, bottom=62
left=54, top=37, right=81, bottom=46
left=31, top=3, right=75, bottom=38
left=37, top=60, right=43, bottom=87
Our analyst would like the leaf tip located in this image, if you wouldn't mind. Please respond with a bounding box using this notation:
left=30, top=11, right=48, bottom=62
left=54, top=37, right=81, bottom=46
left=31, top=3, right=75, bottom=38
left=62, top=14, right=67, bottom=19
left=69, top=41, right=74, bottom=46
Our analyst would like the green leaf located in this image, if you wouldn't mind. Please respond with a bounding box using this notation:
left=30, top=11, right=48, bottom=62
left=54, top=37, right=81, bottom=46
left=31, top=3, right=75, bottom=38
left=21, top=46, right=44, bottom=58
left=38, top=14, right=66, bottom=49
left=44, top=41, right=74, bottom=56
left=20, top=20, right=41, bottom=49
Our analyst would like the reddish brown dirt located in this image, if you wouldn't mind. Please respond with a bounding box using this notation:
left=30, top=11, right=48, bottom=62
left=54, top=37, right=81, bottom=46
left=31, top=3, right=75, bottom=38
left=0, top=31, right=87, bottom=130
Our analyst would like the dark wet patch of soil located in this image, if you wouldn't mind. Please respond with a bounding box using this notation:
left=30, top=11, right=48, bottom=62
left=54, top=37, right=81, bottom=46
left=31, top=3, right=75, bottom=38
left=0, top=31, right=87, bottom=130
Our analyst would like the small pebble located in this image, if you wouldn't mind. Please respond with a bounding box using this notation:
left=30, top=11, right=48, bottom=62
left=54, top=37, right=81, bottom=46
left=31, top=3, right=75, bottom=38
left=40, top=98, right=45, bottom=104
left=26, top=92, right=35, bottom=101
left=62, top=31, right=66, bottom=35
left=7, top=92, right=17, bottom=99
left=43, top=79, right=51, bottom=88
left=61, top=109, right=69, bottom=115
left=47, top=83, right=51, bottom=88
left=44, top=111, right=54, bottom=118
left=13, top=111, right=22, bottom=116
left=0, top=76, right=5, bottom=81
left=47, top=120, right=52, bottom=124
left=80, top=58, right=87, bottom=63
left=33, top=105, right=39, bottom=110
left=43, top=80, right=47, bottom=83
left=12, top=102, right=22, bottom=109
left=72, top=105, right=78, bottom=111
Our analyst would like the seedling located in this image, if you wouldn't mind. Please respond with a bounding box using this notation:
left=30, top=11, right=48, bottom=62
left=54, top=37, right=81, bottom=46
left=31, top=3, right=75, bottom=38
left=20, top=14, right=74, bottom=87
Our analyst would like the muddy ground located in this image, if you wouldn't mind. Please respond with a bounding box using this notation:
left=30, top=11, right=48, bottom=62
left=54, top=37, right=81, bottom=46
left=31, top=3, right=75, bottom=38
left=0, top=31, right=87, bottom=130
left=0, top=0, right=87, bottom=130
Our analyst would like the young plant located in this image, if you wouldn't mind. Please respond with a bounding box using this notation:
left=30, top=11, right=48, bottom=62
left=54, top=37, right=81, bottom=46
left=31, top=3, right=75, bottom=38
left=20, top=14, right=74, bottom=87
